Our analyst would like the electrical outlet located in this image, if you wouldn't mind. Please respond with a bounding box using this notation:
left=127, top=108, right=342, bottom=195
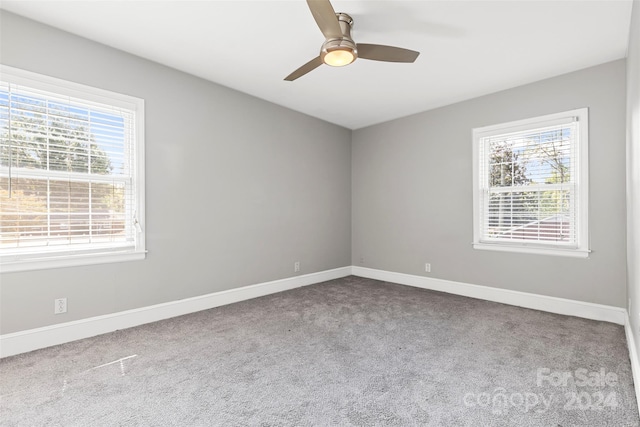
left=425, top=263, right=431, bottom=273
left=54, top=298, right=67, bottom=314
left=360, top=257, right=365, bottom=264
left=294, top=261, right=300, bottom=273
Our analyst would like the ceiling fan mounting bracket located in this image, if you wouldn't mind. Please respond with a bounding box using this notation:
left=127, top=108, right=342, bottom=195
left=334, top=13, right=354, bottom=39
left=336, top=12, right=353, bottom=27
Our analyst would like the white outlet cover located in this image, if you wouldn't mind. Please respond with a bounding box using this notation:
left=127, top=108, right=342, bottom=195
left=54, top=298, right=67, bottom=314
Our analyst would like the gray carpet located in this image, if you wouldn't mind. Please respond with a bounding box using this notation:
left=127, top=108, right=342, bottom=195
left=1, top=276, right=638, bottom=426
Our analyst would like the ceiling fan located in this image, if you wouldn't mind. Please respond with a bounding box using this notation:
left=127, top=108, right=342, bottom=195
left=284, top=0, right=420, bottom=81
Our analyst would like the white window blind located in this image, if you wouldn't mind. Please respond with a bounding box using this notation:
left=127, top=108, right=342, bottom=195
left=472, top=109, right=589, bottom=257
left=0, top=65, right=145, bottom=271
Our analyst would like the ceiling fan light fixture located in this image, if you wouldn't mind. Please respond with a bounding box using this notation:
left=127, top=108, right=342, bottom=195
left=323, top=48, right=355, bottom=67
left=321, top=36, right=358, bottom=67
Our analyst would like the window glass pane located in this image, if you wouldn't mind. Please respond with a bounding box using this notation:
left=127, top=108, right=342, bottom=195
left=0, top=176, right=130, bottom=249
left=1, top=92, right=48, bottom=170
left=91, top=181, right=127, bottom=240
left=0, top=176, right=48, bottom=248
left=521, top=127, right=573, bottom=185
left=488, top=141, right=529, bottom=187
left=486, top=190, right=573, bottom=242
left=486, top=124, right=574, bottom=188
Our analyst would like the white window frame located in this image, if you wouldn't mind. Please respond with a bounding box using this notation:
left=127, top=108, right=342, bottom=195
left=472, top=108, right=589, bottom=258
left=0, top=65, right=146, bottom=272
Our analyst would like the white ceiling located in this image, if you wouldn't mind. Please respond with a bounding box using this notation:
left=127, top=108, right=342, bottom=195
left=1, top=0, right=633, bottom=129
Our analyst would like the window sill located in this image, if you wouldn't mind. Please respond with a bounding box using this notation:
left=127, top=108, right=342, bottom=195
left=473, top=242, right=590, bottom=258
left=0, top=250, right=147, bottom=273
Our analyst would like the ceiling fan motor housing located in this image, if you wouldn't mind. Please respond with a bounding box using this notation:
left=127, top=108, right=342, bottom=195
left=321, top=13, right=358, bottom=66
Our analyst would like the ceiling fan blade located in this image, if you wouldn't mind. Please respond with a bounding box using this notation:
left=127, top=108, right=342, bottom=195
left=357, top=44, right=420, bottom=63
left=284, top=56, right=324, bottom=81
left=306, top=0, right=342, bottom=39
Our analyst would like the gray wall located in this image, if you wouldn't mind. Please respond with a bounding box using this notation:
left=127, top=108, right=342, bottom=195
left=627, top=2, right=640, bottom=357
left=352, top=60, right=628, bottom=307
left=0, top=12, right=352, bottom=334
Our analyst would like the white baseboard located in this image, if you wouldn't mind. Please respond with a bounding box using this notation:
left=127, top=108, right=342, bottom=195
left=0, top=266, right=351, bottom=358
left=351, top=266, right=626, bottom=325
left=624, top=316, right=640, bottom=415
left=1, top=266, right=629, bottom=358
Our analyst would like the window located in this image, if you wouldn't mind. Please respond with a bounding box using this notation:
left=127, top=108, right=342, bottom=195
left=0, top=65, right=145, bottom=272
left=472, top=108, right=589, bottom=257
